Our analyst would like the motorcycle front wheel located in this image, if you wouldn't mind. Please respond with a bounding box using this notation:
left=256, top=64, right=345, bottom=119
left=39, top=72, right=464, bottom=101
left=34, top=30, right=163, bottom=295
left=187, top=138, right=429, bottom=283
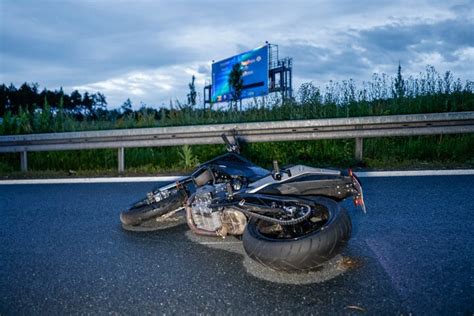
left=242, top=196, right=352, bottom=272
left=120, top=190, right=186, bottom=232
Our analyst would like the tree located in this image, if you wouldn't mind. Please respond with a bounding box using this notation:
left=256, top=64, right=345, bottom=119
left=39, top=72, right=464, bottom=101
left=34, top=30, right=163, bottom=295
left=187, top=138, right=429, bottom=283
left=94, top=92, right=107, bottom=109
left=70, top=90, right=82, bottom=108
left=187, top=75, right=197, bottom=106
left=18, top=82, right=39, bottom=110
left=228, top=63, right=244, bottom=111
left=121, top=98, right=133, bottom=115
left=393, top=63, right=405, bottom=99
left=82, top=92, right=94, bottom=115
left=0, top=84, right=8, bottom=116
left=6, top=84, right=18, bottom=113
left=58, top=87, right=72, bottom=110
left=92, top=92, right=108, bottom=119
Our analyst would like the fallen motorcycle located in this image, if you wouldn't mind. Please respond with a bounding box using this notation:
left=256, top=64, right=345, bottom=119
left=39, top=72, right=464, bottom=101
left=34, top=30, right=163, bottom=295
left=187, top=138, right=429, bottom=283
left=120, top=134, right=365, bottom=272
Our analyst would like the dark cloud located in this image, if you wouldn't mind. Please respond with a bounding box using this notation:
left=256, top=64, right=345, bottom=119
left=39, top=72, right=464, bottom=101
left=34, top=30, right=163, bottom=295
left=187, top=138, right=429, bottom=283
left=353, top=18, right=474, bottom=66
left=450, top=2, right=474, bottom=17
left=0, top=1, right=201, bottom=86
left=283, top=16, right=474, bottom=85
left=197, top=64, right=210, bottom=75
left=281, top=43, right=369, bottom=83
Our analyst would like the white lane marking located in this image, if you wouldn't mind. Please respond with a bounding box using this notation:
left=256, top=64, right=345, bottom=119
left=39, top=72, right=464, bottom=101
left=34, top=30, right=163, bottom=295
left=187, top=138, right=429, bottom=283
left=0, top=176, right=183, bottom=185
left=197, top=241, right=242, bottom=245
left=355, top=169, right=474, bottom=177
left=0, top=169, right=473, bottom=185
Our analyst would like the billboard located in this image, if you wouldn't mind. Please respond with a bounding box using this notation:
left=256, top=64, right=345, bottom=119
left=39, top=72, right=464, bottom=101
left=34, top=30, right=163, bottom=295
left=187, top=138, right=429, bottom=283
left=211, top=45, right=268, bottom=103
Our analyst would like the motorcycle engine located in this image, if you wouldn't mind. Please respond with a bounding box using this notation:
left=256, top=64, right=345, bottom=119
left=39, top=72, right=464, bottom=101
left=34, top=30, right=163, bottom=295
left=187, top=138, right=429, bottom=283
left=190, top=184, right=246, bottom=236
left=191, top=185, right=223, bottom=232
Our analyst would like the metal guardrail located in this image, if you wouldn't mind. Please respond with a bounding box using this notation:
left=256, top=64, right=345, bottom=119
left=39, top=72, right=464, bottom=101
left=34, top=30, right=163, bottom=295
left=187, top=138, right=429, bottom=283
left=1, top=111, right=473, bottom=172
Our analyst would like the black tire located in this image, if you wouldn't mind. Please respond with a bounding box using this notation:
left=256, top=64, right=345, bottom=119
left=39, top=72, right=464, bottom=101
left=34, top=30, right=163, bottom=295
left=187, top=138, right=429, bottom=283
left=121, top=209, right=187, bottom=232
left=242, top=197, right=351, bottom=272
left=120, top=190, right=185, bottom=231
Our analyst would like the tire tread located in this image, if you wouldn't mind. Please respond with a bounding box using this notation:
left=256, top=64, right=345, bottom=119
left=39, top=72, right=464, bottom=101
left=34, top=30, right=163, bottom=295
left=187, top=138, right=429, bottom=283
left=242, top=197, right=352, bottom=272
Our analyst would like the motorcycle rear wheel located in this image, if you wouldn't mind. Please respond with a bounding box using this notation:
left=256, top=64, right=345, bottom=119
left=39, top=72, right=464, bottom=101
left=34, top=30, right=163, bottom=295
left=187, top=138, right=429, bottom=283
left=120, top=190, right=185, bottom=231
left=242, top=197, right=351, bottom=272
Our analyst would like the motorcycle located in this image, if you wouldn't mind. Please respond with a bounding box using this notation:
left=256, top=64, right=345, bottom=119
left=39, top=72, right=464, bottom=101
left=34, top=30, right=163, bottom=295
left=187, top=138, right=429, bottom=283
left=120, top=134, right=365, bottom=272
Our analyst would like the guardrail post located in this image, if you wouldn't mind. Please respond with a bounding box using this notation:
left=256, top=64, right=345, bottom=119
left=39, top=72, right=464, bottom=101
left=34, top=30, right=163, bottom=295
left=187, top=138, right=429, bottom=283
left=20, top=150, right=28, bottom=172
left=355, top=138, right=363, bottom=162
left=118, top=147, right=125, bottom=173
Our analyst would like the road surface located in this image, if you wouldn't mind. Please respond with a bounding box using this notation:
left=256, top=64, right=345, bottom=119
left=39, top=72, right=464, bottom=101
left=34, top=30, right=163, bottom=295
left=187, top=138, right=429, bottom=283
left=0, top=176, right=473, bottom=314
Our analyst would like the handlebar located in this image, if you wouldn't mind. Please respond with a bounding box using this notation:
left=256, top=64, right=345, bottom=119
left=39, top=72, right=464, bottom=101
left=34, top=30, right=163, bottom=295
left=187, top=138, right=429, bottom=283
left=221, top=133, right=240, bottom=154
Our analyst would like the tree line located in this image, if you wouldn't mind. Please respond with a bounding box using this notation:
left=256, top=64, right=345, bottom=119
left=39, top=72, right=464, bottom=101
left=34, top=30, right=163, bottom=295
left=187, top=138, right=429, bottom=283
left=0, top=83, right=107, bottom=119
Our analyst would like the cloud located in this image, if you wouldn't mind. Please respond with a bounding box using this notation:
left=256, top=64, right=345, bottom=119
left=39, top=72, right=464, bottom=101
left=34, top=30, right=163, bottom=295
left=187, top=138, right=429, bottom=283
left=350, top=17, right=474, bottom=77
left=1, top=0, right=472, bottom=108
left=197, top=64, right=210, bottom=75
left=282, top=14, right=474, bottom=87
left=73, top=63, right=209, bottom=108
left=284, top=43, right=370, bottom=82
left=355, top=18, right=474, bottom=61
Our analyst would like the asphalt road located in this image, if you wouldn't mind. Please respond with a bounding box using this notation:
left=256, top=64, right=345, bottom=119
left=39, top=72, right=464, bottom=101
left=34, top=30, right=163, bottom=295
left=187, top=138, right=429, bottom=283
left=0, top=176, right=473, bottom=314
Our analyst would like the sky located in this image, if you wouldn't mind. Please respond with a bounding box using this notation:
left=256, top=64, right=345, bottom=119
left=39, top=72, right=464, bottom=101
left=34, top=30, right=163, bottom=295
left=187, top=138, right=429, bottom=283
left=1, top=0, right=473, bottom=109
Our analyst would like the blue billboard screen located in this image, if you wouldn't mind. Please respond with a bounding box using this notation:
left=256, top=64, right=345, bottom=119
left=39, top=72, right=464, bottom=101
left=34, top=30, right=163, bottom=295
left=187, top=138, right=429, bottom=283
left=211, top=45, right=268, bottom=103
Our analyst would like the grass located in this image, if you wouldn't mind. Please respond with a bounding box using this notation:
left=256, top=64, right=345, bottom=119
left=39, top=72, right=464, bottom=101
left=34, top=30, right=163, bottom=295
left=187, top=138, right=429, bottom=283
left=1, top=134, right=473, bottom=177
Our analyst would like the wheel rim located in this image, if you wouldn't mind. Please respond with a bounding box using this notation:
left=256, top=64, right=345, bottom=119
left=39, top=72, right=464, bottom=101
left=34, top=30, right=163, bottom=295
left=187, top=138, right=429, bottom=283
left=252, top=202, right=333, bottom=240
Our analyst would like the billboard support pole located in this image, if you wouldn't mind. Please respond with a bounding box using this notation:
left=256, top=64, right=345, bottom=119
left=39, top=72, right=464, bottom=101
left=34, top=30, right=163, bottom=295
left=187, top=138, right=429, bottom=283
left=204, top=85, right=212, bottom=105
left=268, top=43, right=293, bottom=102
left=289, top=66, right=293, bottom=99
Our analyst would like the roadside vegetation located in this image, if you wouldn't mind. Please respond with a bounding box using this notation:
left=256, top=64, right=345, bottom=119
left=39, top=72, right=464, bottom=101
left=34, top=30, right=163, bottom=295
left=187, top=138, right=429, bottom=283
left=1, top=65, right=473, bottom=175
